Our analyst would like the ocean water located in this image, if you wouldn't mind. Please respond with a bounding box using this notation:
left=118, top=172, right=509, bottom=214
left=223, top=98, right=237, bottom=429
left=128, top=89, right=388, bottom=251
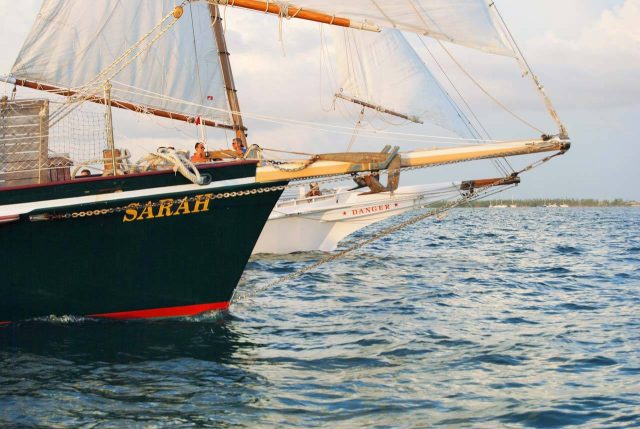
left=1, top=208, right=639, bottom=428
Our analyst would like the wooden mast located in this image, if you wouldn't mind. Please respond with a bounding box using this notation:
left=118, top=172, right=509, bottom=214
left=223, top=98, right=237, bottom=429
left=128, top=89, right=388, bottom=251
left=209, top=5, right=248, bottom=149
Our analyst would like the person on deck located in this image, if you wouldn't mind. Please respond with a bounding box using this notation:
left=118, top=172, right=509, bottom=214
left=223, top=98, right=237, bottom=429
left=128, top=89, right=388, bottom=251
left=232, top=137, right=246, bottom=158
left=191, top=142, right=207, bottom=163
left=306, top=182, right=321, bottom=197
left=79, top=169, right=91, bottom=177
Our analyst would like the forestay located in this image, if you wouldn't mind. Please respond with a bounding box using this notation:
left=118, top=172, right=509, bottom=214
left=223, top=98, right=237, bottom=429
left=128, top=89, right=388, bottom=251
left=332, top=28, right=471, bottom=137
left=11, top=0, right=231, bottom=125
left=290, top=0, right=514, bottom=56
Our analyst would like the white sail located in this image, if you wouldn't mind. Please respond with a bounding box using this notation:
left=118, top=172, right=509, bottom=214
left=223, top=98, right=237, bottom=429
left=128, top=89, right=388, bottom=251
left=333, top=28, right=471, bottom=137
left=10, top=0, right=231, bottom=125
left=291, top=0, right=513, bottom=56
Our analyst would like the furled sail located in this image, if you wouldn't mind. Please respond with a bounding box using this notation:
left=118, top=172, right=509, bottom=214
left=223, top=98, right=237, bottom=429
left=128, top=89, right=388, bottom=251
left=332, top=28, right=471, bottom=137
left=10, top=0, right=231, bottom=125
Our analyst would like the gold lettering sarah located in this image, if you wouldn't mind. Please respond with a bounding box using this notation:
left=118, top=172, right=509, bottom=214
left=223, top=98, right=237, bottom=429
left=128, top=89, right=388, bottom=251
left=122, top=194, right=213, bottom=222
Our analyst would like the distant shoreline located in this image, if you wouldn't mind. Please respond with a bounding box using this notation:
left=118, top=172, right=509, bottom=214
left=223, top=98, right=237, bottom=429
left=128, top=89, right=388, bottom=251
left=463, top=199, right=638, bottom=208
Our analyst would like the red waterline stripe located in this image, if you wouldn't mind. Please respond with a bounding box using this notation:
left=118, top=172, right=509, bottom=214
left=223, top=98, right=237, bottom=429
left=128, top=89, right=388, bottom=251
left=0, top=215, right=20, bottom=224
left=89, top=301, right=229, bottom=320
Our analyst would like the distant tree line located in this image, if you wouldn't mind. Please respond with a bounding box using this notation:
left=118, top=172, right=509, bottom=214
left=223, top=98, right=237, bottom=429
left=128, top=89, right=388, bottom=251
left=463, top=198, right=635, bottom=208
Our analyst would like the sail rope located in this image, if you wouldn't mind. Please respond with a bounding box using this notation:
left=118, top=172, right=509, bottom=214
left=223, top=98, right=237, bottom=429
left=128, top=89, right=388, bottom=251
left=414, top=35, right=513, bottom=177
left=489, top=2, right=567, bottom=137
left=136, top=148, right=205, bottom=185
left=401, top=0, right=543, bottom=136
left=109, top=82, right=504, bottom=146
left=346, top=108, right=366, bottom=152
left=432, top=40, right=544, bottom=136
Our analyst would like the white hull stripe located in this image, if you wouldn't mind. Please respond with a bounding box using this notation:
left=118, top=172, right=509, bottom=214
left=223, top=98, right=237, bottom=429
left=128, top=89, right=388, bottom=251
left=0, top=176, right=255, bottom=217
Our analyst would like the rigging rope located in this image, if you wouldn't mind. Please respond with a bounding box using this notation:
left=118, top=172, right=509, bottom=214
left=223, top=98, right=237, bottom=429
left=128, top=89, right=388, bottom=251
left=346, top=108, right=365, bottom=152
left=413, top=35, right=513, bottom=176
left=137, top=148, right=205, bottom=185
left=489, top=2, right=567, bottom=137
left=433, top=38, right=545, bottom=135
left=106, top=82, right=503, bottom=146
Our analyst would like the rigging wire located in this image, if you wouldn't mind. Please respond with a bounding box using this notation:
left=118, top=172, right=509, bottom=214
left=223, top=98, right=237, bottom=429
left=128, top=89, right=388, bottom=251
left=108, top=82, right=506, bottom=145
left=489, top=1, right=567, bottom=137
left=413, top=35, right=511, bottom=176
left=346, top=108, right=365, bottom=152
left=413, top=37, right=528, bottom=174
left=432, top=37, right=544, bottom=135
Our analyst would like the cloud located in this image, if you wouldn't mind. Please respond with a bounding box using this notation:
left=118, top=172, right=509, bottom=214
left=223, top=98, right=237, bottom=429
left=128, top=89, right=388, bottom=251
left=527, top=0, right=640, bottom=108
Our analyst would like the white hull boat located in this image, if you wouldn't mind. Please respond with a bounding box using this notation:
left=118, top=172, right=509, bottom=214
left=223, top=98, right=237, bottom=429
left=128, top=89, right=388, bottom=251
left=253, top=182, right=463, bottom=254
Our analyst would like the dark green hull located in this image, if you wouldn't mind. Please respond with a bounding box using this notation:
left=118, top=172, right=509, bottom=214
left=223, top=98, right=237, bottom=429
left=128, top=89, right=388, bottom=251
left=0, top=161, right=286, bottom=322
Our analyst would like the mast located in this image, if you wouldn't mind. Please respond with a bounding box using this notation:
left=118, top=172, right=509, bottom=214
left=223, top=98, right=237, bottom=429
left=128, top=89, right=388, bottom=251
left=209, top=4, right=248, bottom=148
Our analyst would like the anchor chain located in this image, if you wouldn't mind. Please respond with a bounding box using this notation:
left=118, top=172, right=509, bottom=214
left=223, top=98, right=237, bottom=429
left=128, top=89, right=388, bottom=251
left=33, top=185, right=287, bottom=221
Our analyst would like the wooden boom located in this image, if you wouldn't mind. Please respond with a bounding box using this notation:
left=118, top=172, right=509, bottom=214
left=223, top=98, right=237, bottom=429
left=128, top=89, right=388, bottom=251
left=209, top=0, right=380, bottom=32
left=255, top=138, right=570, bottom=183
left=6, top=78, right=238, bottom=131
left=335, top=93, right=423, bottom=124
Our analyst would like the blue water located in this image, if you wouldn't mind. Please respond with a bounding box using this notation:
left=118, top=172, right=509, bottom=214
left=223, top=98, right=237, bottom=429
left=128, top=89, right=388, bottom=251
left=1, top=208, right=639, bottom=428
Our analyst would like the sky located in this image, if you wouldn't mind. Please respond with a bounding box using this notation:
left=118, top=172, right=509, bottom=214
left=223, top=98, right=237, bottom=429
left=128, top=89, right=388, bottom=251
left=1, top=0, right=638, bottom=200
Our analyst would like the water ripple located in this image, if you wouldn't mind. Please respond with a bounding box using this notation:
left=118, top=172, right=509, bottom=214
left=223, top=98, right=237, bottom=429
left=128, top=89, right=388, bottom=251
left=1, top=208, right=639, bottom=427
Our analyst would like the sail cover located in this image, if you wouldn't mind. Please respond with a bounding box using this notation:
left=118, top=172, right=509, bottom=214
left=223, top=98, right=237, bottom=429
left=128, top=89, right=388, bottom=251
left=333, top=28, right=472, bottom=137
left=11, top=0, right=231, bottom=125
left=289, top=0, right=513, bottom=56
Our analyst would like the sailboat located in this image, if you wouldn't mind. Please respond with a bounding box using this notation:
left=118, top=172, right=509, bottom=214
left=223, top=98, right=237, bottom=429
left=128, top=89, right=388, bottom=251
left=0, top=0, right=569, bottom=322
left=253, top=13, right=559, bottom=253
left=254, top=180, right=476, bottom=254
